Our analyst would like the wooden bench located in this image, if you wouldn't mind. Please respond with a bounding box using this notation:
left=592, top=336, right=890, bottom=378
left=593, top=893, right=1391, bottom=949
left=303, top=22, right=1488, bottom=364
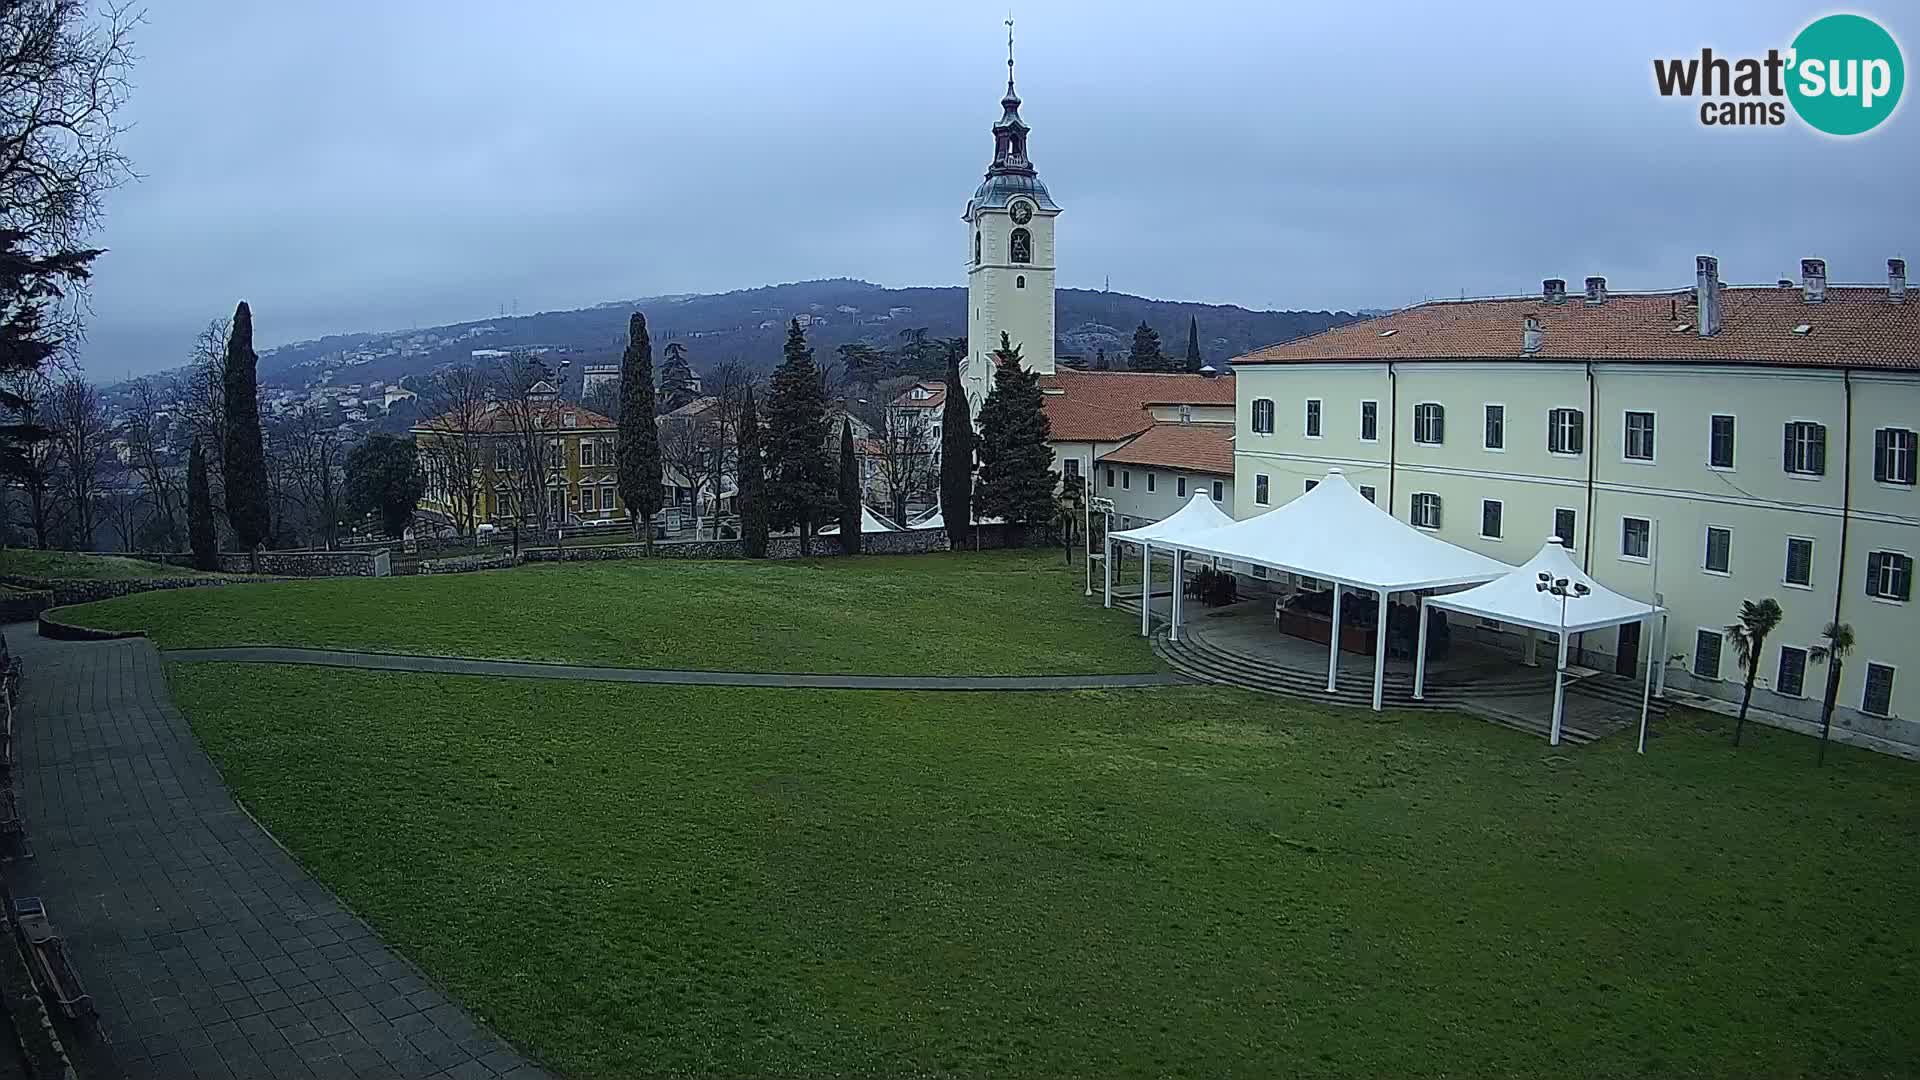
left=11, top=899, right=89, bottom=1021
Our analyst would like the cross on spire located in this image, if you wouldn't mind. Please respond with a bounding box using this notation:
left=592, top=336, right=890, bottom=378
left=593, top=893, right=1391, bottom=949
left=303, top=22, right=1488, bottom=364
left=1006, top=14, right=1015, bottom=92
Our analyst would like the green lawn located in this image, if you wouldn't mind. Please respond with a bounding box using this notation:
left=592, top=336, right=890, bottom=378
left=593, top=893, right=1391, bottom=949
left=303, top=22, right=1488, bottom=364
left=170, top=664, right=1920, bottom=1078
left=61, top=551, right=1153, bottom=675
left=0, top=548, right=222, bottom=580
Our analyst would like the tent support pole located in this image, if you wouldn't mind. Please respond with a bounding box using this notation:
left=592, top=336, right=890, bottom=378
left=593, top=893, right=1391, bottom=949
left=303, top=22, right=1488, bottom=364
left=1413, top=598, right=1430, bottom=700
left=1653, top=613, right=1669, bottom=698
left=1102, top=534, right=1113, bottom=609
left=1523, top=627, right=1538, bottom=667
left=1371, top=588, right=1389, bottom=712
left=1326, top=582, right=1343, bottom=692
left=1171, top=550, right=1184, bottom=643
left=1140, top=543, right=1152, bottom=638
left=1550, top=628, right=1569, bottom=747
left=1636, top=614, right=1655, bottom=755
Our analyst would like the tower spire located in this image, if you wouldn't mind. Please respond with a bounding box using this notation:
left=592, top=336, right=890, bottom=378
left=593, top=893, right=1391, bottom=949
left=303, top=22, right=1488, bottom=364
left=988, top=16, right=1032, bottom=177
left=1006, top=14, right=1016, bottom=96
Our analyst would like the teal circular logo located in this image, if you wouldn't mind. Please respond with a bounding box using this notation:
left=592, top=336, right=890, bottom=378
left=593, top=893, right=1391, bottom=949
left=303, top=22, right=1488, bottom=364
left=1788, top=14, right=1904, bottom=135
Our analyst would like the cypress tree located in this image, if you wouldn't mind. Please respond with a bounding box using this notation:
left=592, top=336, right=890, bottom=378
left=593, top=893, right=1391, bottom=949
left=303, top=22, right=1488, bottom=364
left=1185, top=315, right=1202, bottom=372
left=737, top=386, right=768, bottom=558
left=221, top=302, right=271, bottom=548
left=975, top=332, right=1057, bottom=538
left=1128, top=321, right=1169, bottom=372
left=837, top=418, right=861, bottom=555
left=764, top=319, right=833, bottom=557
left=617, top=313, right=663, bottom=552
left=187, top=437, right=217, bottom=570
left=939, top=341, right=974, bottom=549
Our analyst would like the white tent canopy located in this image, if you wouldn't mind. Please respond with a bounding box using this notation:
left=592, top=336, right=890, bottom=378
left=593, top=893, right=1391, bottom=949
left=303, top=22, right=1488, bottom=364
left=1416, top=537, right=1665, bottom=746
left=1110, top=491, right=1236, bottom=546
left=907, top=506, right=1005, bottom=531
left=818, top=504, right=902, bottom=535
left=1423, top=539, right=1662, bottom=633
left=1176, top=468, right=1508, bottom=591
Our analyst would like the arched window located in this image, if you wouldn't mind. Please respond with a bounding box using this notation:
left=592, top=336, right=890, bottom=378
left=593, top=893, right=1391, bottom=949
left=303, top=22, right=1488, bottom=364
left=974, top=231, right=981, bottom=265
left=1016, top=275, right=1026, bottom=289
left=1010, top=227, right=1031, bottom=264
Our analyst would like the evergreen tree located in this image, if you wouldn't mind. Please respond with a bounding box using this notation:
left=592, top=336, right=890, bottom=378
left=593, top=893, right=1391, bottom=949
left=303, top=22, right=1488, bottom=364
left=187, top=437, right=217, bottom=570
left=975, top=332, right=1057, bottom=535
left=1128, top=321, right=1169, bottom=372
left=1185, top=315, right=1202, bottom=372
left=658, top=340, right=698, bottom=414
left=939, top=341, right=974, bottom=549
left=837, top=418, right=861, bottom=555
left=1093, top=347, right=1109, bottom=371
left=764, top=319, right=834, bottom=556
left=221, top=302, right=272, bottom=549
left=737, top=385, right=769, bottom=557
left=345, top=434, right=427, bottom=539
left=617, top=313, right=663, bottom=551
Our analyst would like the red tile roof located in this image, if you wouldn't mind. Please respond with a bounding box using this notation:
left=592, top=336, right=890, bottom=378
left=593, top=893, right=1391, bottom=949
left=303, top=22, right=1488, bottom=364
left=1236, top=285, right=1919, bottom=370
left=889, top=382, right=947, bottom=409
left=1097, top=423, right=1235, bottom=475
left=1039, top=367, right=1236, bottom=442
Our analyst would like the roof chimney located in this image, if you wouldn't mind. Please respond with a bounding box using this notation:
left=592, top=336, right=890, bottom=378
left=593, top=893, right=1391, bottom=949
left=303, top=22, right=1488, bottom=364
left=1695, top=255, right=1721, bottom=337
left=1522, top=315, right=1544, bottom=354
left=1542, top=278, right=1567, bottom=305
left=1891, top=258, right=1908, bottom=302
left=1584, top=276, right=1607, bottom=305
left=1801, top=257, right=1827, bottom=303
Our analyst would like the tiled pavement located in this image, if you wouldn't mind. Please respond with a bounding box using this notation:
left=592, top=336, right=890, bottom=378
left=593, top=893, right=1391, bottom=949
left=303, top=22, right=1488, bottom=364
left=6, top=627, right=551, bottom=1079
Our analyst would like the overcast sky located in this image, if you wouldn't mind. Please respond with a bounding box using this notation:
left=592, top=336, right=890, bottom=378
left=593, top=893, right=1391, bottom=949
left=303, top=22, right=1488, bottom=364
left=79, top=0, right=1917, bottom=380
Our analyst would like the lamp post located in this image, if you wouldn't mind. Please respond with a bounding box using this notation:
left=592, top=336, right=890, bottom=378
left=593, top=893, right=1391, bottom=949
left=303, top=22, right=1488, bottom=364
left=1535, top=571, right=1590, bottom=747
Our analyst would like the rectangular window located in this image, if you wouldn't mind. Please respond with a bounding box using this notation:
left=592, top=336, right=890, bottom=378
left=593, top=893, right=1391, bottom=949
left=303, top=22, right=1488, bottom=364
left=1862, top=663, right=1896, bottom=717
left=1413, top=403, right=1445, bottom=444
left=1866, top=551, right=1913, bottom=601
left=1360, top=400, right=1378, bottom=442
left=1621, top=516, right=1651, bottom=560
left=1783, top=421, right=1827, bottom=476
left=1875, top=427, right=1917, bottom=485
left=1121, top=470, right=1131, bottom=490
left=582, top=487, right=598, bottom=513
left=1255, top=475, right=1270, bottom=505
left=1704, top=526, right=1731, bottom=574
left=580, top=441, right=595, bottom=467
left=600, top=485, right=616, bottom=511
left=1411, top=493, right=1442, bottom=530
left=1176, top=476, right=1186, bottom=497
left=1709, top=414, right=1736, bottom=469
left=1251, top=398, right=1275, bottom=434
left=1776, top=645, right=1808, bottom=697
left=1548, top=408, right=1585, bottom=455
left=1105, top=467, right=1114, bottom=487
left=1624, top=411, right=1656, bottom=461
left=1484, top=404, right=1505, bottom=450
left=1211, top=480, right=1224, bottom=502
left=1304, top=399, right=1323, bottom=438
left=1304, top=479, right=1319, bottom=493
left=1146, top=472, right=1155, bottom=493
left=1554, top=508, right=1577, bottom=550
left=1784, top=537, right=1814, bottom=587
left=1481, top=499, right=1503, bottom=539
left=1064, top=458, right=1081, bottom=482
left=1359, top=485, right=1376, bottom=504
left=1693, top=629, right=1724, bottom=680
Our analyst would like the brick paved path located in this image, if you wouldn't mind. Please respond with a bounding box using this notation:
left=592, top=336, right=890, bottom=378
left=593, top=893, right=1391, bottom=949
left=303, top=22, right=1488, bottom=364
left=7, top=628, right=550, bottom=1080
left=166, top=645, right=1185, bottom=691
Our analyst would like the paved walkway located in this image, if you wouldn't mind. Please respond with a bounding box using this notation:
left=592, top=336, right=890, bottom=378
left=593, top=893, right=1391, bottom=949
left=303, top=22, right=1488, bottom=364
left=6, top=627, right=550, bottom=1080
left=166, top=646, right=1185, bottom=690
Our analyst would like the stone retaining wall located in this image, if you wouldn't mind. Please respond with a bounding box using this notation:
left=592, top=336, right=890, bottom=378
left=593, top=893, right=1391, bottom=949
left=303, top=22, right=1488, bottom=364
left=0, top=588, right=52, bottom=623
left=419, top=553, right=520, bottom=574
left=153, top=550, right=390, bottom=577
left=0, top=574, right=273, bottom=607
left=522, top=527, right=962, bottom=562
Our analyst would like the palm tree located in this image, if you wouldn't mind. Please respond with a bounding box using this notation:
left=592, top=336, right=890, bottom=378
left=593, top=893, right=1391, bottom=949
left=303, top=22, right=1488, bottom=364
left=1808, top=620, right=1856, bottom=766
left=1726, top=598, right=1784, bottom=747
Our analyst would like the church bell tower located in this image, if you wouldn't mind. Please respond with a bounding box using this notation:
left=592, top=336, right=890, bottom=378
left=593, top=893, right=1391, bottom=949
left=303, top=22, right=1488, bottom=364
left=963, top=21, right=1059, bottom=409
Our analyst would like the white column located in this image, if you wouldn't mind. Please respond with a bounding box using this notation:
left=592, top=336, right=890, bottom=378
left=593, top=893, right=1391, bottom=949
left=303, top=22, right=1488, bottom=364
left=1636, top=615, right=1656, bottom=755
left=1140, top=543, right=1152, bottom=637
left=1550, top=628, right=1569, bottom=746
left=1653, top=613, right=1669, bottom=697
left=1413, top=598, right=1431, bottom=700
left=1102, top=534, right=1113, bottom=608
left=1326, top=582, right=1343, bottom=692
left=1171, top=550, right=1185, bottom=643
left=1371, top=588, right=1389, bottom=712
left=1523, top=627, right=1539, bottom=667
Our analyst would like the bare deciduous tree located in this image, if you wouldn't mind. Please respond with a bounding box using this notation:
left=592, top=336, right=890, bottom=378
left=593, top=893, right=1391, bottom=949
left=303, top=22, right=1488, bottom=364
left=415, top=362, right=491, bottom=538
left=488, top=351, right=561, bottom=533
left=275, top=408, right=343, bottom=548
left=46, top=372, right=110, bottom=548
left=120, top=374, right=183, bottom=547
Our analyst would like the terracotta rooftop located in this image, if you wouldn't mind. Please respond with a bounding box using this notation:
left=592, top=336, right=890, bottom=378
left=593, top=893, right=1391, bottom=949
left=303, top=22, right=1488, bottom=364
left=889, top=382, right=948, bottom=409
left=1039, top=367, right=1236, bottom=442
left=1236, top=284, right=1919, bottom=370
left=1096, top=422, right=1235, bottom=475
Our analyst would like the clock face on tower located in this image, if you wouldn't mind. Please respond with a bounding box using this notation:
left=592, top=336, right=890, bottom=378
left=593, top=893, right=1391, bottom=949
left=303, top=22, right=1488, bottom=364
left=1009, top=201, right=1033, bottom=225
